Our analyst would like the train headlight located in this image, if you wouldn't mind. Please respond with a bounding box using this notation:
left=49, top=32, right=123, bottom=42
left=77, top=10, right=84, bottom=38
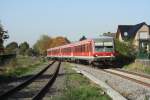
left=94, top=54, right=98, bottom=57
left=111, top=53, right=113, bottom=56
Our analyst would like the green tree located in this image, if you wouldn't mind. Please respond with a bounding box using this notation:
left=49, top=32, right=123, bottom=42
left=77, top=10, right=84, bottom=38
left=26, top=48, right=34, bottom=56
left=33, top=35, right=52, bottom=56
left=103, top=32, right=115, bottom=37
left=79, top=35, right=87, bottom=41
left=19, top=42, right=29, bottom=55
left=114, top=39, right=136, bottom=65
left=33, top=35, right=70, bottom=56
left=5, top=42, right=18, bottom=54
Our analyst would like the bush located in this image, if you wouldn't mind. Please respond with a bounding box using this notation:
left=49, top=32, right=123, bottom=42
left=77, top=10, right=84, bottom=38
left=114, top=40, right=136, bottom=66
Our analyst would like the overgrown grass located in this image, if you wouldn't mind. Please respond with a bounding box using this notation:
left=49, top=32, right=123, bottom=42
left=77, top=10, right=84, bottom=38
left=52, top=63, right=111, bottom=100
left=0, top=55, right=45, bottom=78
left=124, top=62, right=150, bottom=74
left=4, top=62, right=41, bottom=77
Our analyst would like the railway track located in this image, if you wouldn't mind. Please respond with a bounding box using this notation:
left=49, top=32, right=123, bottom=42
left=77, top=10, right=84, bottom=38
left=71, top=63, right=150, bottom=99
left=103, top=68, right=150, bottom=88
left=0, top=61, right=61, bottom=100
left=73, top=63, right=150, bottom=88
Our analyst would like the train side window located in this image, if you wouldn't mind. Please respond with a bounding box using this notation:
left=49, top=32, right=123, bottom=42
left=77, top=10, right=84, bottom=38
left=86, top=44, right=88, bottom=52
left=83, top=45, right=85, bottom=52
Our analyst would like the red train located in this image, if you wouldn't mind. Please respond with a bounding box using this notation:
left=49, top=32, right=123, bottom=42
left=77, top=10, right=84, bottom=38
left=47, top=36, right=116, bottom=65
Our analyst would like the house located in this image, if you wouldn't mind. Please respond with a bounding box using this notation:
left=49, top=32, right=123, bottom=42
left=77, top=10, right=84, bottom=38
left=116, top=22, right=150, bottom=52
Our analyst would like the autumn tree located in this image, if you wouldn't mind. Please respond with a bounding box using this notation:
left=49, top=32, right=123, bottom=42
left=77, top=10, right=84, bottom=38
left=50, top=36, right=70, bottom=48
left=33, top=35, right=52, bottom=56
left=33, top=35, right=70, bottom=56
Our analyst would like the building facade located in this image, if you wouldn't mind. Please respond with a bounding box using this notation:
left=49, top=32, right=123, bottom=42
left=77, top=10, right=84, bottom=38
left=116, top=22, right=150, bottom=53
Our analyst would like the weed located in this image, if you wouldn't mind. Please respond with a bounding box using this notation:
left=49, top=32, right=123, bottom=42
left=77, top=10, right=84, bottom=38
left=124, top=62, right=150, bottom=74
left=53, top=63, right=111, bottom=100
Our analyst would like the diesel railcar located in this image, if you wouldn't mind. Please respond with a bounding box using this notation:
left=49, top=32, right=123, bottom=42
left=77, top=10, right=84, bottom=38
left=47, top=36, right=116, bottom=65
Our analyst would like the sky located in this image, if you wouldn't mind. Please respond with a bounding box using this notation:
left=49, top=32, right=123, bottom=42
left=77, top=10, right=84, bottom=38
left=0, top=0, right=150, bottom=46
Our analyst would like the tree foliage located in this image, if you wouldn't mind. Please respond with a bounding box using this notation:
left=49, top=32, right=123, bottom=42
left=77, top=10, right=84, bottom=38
left=50, top=36, right=70, bottom=47
left=6, top=42, right=18, bottom=49
left=26, top=48, right=34, bottom=56
left=0, top=22, right=9, bottom=53
left=114, top=39, right=136, bottom=65
left=33, top=35, right=70, bottom=56
left=5, top=42, right=18, bottom=54
left=19, top=42, right=29, bottom=55
left=33, top=35, right=52, bottom=56
left=115, top=39, right=136, bottom=57
left=103, top=32, right=115, bottom=37
left=79, top=35, right=87, bottom=41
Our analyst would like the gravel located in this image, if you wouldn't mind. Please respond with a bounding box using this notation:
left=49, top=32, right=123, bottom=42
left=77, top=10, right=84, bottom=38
left=0, top=62, right=49, bottom=95
left=44, top=62, right=66, bottom=100
left=8, top=62, right=59, bottom=100
left=71, top=64, right=150, bottom=100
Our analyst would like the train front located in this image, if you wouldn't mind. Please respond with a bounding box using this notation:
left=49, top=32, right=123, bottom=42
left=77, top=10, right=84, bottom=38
left=92, top=37, right=116, bottom=62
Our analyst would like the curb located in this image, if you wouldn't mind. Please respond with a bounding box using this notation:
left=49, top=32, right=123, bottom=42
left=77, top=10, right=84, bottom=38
left=72, top=67, right=127, bottom=100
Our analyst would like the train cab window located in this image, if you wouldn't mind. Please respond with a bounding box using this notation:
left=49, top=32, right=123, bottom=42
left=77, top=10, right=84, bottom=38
left=104, top=46, right=113, bottom=52
left=95, top=46, right=104, bottom=52
left=95, top=45, right=114, bottom=52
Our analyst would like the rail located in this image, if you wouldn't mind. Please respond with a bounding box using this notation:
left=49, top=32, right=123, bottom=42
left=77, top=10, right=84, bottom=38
left=103, top=69, right=150, bottom=88
left=0, top=61, right=55, bottom=99
left=33, top=61, right=61, bottom=100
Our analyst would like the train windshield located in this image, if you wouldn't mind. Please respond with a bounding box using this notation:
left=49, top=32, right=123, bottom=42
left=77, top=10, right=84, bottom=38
left=95, top=45, right=113, bottom=52
left=94, top=41, right=114, bottom=52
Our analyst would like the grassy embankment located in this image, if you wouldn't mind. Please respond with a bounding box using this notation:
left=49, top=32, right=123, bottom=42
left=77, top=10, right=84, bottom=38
left=0, top=55, right=46, bottom=78
left=53, top=63, right=111, bottom=100
left=124, top=62, right=150, bottom=74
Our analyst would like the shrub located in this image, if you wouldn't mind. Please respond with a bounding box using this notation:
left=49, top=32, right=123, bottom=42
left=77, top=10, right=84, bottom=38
left=114, top=39, right=136, bottom=66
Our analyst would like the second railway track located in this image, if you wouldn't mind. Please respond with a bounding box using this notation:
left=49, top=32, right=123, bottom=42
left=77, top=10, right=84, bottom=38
left=71, top=63, right=150, bottom=99
left=73, top=63, right=150, bottom=88
left=103, top=68, right=150, bottom=88
left=0, top=61, right=61, bottom=100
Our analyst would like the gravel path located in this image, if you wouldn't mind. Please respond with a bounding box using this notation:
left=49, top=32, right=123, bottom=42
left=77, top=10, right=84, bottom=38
left=71, top=64, right=150, bottom=100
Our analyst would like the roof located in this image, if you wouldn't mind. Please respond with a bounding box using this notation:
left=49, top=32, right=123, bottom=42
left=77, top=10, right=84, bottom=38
left=47, top=39, right=93, bottom=51
left=94, top=36, right=113, bottom=42
left=117, top=22, right=149, bottom=40
left=47, top=37, right=114, bottom=51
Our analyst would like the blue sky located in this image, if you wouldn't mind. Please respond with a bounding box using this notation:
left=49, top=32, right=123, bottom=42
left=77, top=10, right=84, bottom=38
left=0, top=0, right=150, bottom=46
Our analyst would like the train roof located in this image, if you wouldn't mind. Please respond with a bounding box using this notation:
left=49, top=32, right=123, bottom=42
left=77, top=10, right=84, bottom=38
left=47, top=36, right=114, bottom=51
left=93, top=36, right=114, bottom=42
left=47, top=39, right=92, bottom=51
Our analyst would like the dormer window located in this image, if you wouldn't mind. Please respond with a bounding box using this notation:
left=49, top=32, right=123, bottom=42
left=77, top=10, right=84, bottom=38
left=124, top=32, right=128, bottom=36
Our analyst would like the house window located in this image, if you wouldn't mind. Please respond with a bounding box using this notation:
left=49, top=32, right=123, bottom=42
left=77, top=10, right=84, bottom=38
left=139, top=32, right=149, bottom=39
left=124, top=32, right=128, bottom=36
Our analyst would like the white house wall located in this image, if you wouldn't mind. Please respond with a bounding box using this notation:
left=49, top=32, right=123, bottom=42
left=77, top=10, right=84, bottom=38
left=133, top=25, right=149, bottom=47
left=118, top=31, right=124, bottom=42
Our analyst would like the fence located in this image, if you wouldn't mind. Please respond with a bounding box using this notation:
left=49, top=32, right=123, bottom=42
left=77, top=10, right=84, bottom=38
left=135, top=59, right=150, bottom=67
left=136, top=52, right=150, bottom=60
